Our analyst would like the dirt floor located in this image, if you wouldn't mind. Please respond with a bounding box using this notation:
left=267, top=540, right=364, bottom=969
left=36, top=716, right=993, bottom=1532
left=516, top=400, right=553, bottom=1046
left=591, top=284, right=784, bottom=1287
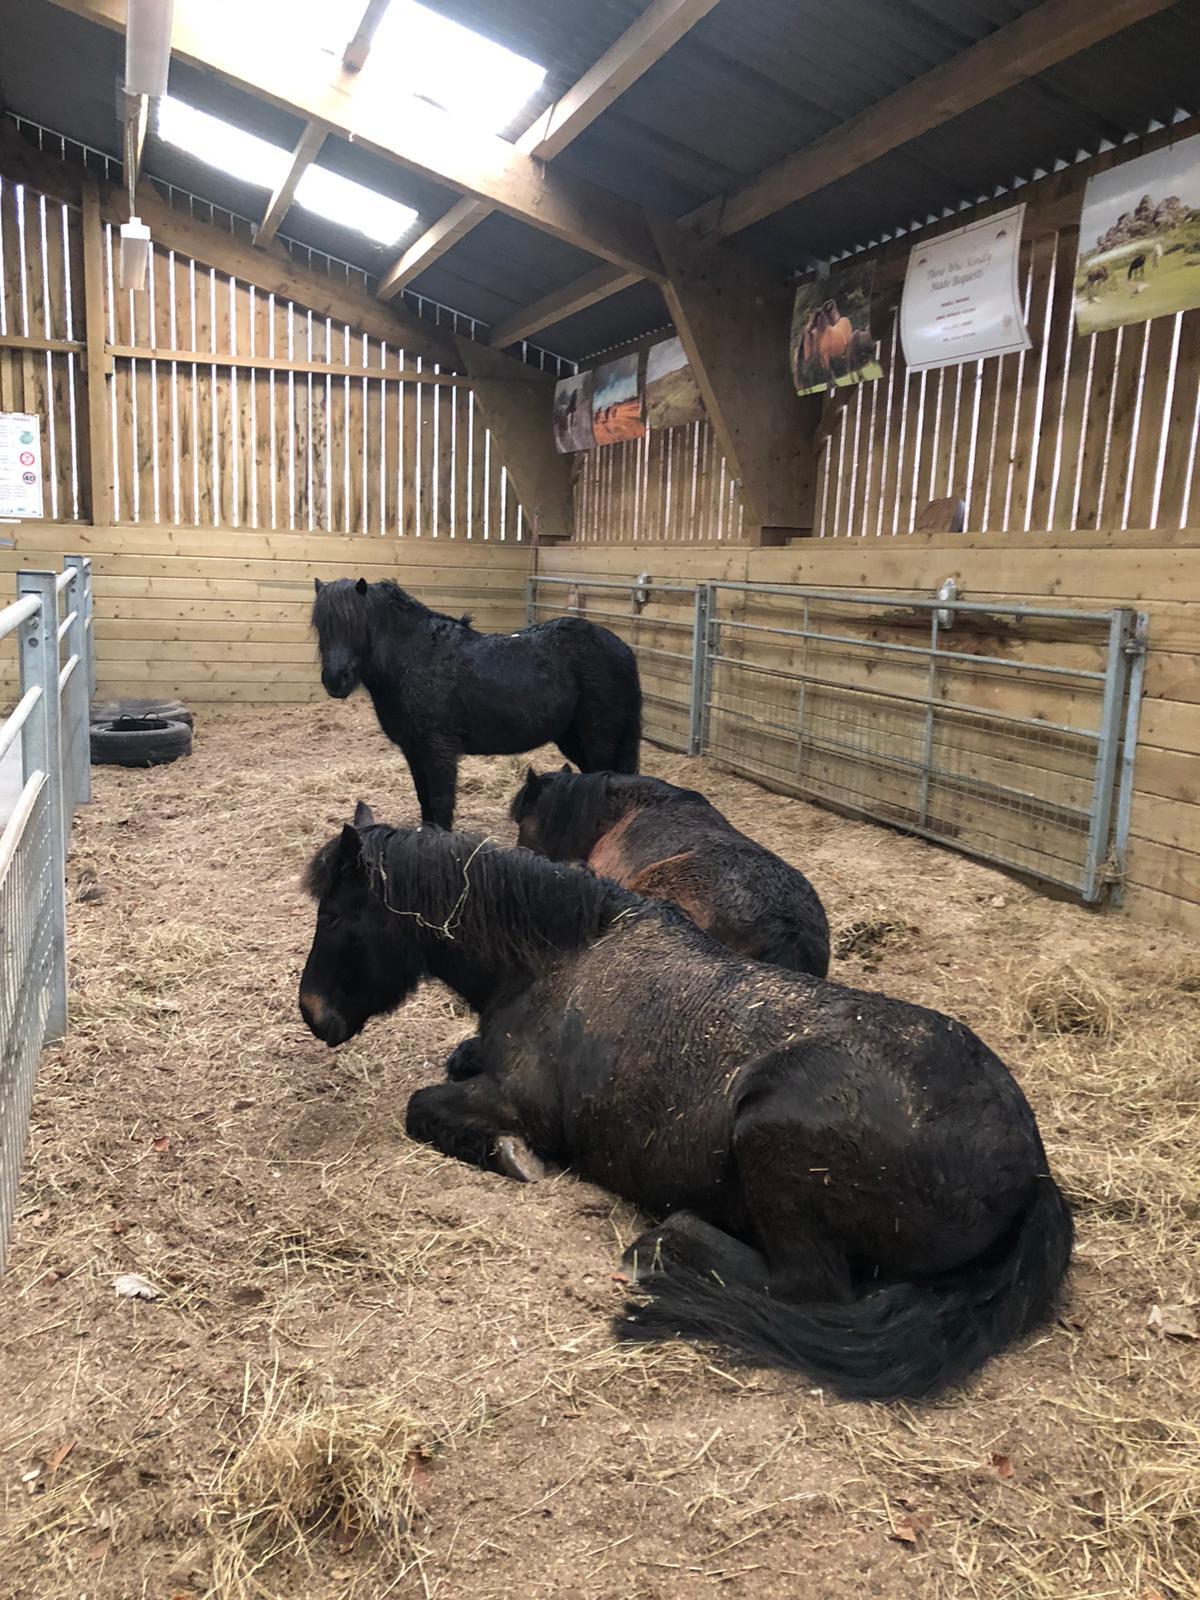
left=1, top=701, right=1198, bottom=1600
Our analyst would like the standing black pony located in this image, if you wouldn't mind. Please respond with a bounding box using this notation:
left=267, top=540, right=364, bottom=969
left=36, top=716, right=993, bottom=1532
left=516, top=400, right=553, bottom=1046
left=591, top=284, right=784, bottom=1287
left=311, top=579, right=641, bottom=828
left=511, top=767, right=830, bottom=977
left=299, top=810, right=1072, bottom=1403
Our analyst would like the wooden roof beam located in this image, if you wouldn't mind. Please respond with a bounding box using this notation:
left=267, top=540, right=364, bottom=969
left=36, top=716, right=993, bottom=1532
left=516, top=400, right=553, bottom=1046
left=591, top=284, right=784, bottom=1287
left=377, top=0, right=721, bottom=302
left=49, top=0, right=667, bottom=282
left=256, top=120, right=326, bottom=246
left=488, top=0, right=1177, bottom=345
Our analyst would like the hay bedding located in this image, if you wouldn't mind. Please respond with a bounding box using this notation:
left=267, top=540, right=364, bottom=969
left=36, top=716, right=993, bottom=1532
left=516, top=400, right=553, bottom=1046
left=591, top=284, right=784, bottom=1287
left=0, top=700, right=1197, bottom=1600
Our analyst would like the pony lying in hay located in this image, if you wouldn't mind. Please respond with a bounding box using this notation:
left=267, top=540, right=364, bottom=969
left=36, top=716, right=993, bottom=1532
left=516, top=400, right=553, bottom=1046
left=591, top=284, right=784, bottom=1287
left=511, top=767, right=830, bottom=977
left=311, top=579, right=642, bottom=828
left=299, top=807, right=1072, bottom=1403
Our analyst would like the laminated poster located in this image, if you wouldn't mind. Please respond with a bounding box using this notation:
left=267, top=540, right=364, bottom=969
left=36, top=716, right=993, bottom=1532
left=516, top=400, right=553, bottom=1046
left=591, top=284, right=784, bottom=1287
left=791, top=259, right=882, bottom=396
left=552, top=370, right=595, bottom=454
left=591, top=353, right=645, bottom=446
left=900, top=204, right=1031, bottom=371
left=1074, top=133, right=1200, bottom=335
left=0, top=412, right=43, bottom=518
left=644, top=336, right=705, bottom=429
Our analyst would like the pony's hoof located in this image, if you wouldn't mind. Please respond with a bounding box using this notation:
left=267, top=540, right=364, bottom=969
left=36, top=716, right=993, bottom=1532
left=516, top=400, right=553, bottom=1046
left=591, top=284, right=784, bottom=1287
left=494, top=1135, right=545, bottom=1184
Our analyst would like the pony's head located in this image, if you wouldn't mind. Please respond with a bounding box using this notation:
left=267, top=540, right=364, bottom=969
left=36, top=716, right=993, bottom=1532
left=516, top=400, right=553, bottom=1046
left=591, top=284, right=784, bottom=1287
left=299, top=802, right=424, bottom=1046
left=510, top=765, right=608, bottom=861
left=312, top=577, right=372, bottom=699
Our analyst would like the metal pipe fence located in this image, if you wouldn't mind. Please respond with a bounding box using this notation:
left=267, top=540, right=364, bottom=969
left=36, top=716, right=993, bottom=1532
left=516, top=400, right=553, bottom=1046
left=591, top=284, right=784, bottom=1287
left=0, top=557, right=94, bottom=1273
left=529, top=572, right=1146, bottom=904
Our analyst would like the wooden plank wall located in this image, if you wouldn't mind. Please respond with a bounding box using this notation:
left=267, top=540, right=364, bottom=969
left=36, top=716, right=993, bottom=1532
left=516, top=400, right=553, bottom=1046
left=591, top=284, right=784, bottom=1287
left=538, top=535, right=1200, bottom=939
left=0, top=523, right=530, bottom=704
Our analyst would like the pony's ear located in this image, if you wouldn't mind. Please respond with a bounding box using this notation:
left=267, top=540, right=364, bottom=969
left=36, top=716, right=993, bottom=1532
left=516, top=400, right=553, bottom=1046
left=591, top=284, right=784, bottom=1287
left=353, top=799, right=376, bottom=828
left=524, top=766, right=541, bottom=794
left=559, top=762, right=572, bottom=774
left=338, top=823, right=362, bottom=864
left=313, top=577, right=323, bottom=595
left=355, top=577, right=369, bottom=596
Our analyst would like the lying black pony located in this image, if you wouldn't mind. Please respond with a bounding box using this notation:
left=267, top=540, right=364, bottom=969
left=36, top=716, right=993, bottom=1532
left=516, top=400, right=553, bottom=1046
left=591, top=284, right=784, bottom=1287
left=512, top=767, right=830, bottom=977
left=299, top=807, right=1072, bottom=1403
left=311, top=579, right=641, bottom=828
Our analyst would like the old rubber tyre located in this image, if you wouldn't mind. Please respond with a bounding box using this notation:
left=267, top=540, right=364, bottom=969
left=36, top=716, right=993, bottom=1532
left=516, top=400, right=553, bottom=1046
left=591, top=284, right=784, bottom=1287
left=90, top=715, right=193, bottom=768
left=92, top=697, right=195, bottom=729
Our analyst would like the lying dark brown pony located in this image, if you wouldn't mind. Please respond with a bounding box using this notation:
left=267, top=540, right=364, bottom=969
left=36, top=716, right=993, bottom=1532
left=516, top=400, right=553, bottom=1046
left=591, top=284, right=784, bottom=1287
left=511, top=767, right=830, bottom=977
left=299, top=808, right=1072, bottom=1403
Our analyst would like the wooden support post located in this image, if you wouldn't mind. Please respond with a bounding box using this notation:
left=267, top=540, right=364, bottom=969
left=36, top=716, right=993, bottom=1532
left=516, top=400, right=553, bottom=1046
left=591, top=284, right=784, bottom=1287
left=649, top=220, right=819, bottom=545
left=79, top=174, right=111, bottom=527
left=454, top=336, right=573, bottom=542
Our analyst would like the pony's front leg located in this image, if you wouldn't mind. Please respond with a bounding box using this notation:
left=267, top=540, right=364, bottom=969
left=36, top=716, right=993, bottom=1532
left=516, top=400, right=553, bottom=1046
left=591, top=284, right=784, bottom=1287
left=406, top=743, right=459, bottom=830
left=406, top=1079, right=543, bottom=1181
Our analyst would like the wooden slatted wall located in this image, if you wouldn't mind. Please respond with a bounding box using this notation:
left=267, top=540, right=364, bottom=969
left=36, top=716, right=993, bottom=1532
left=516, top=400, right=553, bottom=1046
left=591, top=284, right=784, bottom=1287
left=0, top=167, right=528, bottom=541
left=0, top=178, right=85, bottom=520
left=102, top=224, right=524, bottom=540
left=814, top=253, right=1200, bottom=539
left=571, top=419, right=745, bottom=542
left=567, top=121, right=1200, bottom=545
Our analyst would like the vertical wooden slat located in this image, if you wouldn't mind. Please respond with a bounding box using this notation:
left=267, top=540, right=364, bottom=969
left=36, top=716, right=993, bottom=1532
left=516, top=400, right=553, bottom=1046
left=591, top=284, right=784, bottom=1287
left=1005, top=233, right=1057, bottom=531
left=1074, top=328, right=1120, bottom=531
left=1158, top=309, right=1200, bottom=528
left=1124, top=315, right=1177, bottom=529
left=234, top=278, right=255, bottom=530
left=1027, top=229, right=1079, bottom=531
left=81, top=177, right=111, bottom=524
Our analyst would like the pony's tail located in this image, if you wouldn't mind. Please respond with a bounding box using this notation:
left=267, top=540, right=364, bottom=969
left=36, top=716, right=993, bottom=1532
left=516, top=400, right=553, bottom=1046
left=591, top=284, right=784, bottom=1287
left=617, top=1178, right=1072, bottom=1402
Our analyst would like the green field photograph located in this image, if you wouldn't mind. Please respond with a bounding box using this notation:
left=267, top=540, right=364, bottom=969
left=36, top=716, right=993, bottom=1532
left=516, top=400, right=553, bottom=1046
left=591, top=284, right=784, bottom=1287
left=1074, top=134, right=1200, bottom=335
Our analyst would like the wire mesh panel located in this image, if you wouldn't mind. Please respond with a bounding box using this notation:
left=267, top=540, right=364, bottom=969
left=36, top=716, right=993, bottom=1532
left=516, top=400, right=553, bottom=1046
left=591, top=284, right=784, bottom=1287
left=529, top=575, right=696, bottom=754
left=0, top=774, right=53, bottom=1272
left=702, top=585, right=1140, bottom=901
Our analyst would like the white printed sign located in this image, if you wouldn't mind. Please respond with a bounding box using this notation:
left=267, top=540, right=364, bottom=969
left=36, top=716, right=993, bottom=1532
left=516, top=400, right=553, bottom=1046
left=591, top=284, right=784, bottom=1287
left=0, top=413, right=44, bottom=518
left=900, top=204, right=1031, bottom=372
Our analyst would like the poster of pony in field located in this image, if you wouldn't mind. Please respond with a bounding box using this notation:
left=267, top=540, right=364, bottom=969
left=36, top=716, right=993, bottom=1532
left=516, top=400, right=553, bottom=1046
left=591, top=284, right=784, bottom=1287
left=591, top=353, right=645, bottom=445
left=1074, top=135, right=1200, bottom=335
left=644, top=336, right=705, bottom=429
left=791, top=260, right=882, bottom=396
left=552, top=370, right=595, bottom=453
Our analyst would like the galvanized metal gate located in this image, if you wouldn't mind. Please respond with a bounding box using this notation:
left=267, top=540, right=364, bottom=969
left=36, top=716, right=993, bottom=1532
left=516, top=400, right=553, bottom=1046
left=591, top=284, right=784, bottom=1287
left=529, top=573, right=1145, bottom=904
left=0, top=559, right=95, bottom=1273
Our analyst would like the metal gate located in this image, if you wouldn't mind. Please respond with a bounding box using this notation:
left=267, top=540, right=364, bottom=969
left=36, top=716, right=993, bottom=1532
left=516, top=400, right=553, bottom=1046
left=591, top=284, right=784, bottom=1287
left=529, top=572, right=1145, bottom=904
left=0, top=559, right=95, bottom=1272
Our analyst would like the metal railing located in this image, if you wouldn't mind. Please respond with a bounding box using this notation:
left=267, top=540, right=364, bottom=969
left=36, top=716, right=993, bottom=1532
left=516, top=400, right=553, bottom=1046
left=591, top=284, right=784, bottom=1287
left=0, top=557, right=94, bottom=1272
left=529, top=572, right=1146, bottom=904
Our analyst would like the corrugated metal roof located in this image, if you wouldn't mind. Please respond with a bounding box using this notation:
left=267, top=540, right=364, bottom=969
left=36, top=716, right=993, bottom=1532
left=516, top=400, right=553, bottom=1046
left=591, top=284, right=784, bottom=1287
left=1, top=0, right=1197, bottom=363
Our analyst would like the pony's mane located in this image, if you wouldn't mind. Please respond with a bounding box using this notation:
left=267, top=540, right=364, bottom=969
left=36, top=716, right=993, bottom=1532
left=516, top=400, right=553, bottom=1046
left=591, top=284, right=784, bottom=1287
left=306, top=824, right=645, bottom=971
left=376, top=580, right=473, bottom=631
left=512, top=770, right=714, bottom=859
left=311, top=577, right=472, bottom=639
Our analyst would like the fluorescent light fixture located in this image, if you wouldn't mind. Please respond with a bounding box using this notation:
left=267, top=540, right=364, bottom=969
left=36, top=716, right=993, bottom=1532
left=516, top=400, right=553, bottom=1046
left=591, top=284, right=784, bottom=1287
left=157, top=96, right=419, bottom=246
left=361, top=0, right=546, bottom=134
left=125, top=0, right=175, bottom=99
left=157, top=96, right=290, bottom=189
left=295, top=165, right=418, bottom=246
